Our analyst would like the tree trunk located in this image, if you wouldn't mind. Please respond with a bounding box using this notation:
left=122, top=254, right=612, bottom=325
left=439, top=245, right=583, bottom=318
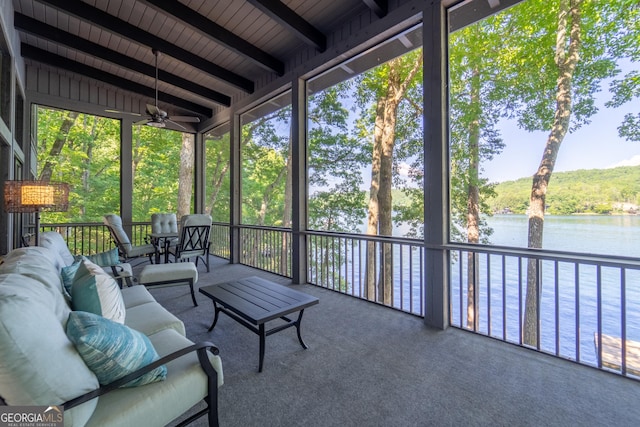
left=39, top=111, right=79, bottom=181
left=523, top=0, right=582, bottom=346
left=365, top=55, right=423, bottom=303
left=177, top=133, right=194, bottom=219
left=206, top=157, right=229, bottom=215
left=257, top=167, right=286, bottom=226
left=466, top=65, right=482, bottom=330
left=378, top=91, right=396, bottom=305
left=365, top=96, right=384, bottom=301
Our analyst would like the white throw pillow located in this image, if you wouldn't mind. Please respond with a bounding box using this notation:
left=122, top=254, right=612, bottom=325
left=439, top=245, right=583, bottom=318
left=71, top=259, right=126, bottom=324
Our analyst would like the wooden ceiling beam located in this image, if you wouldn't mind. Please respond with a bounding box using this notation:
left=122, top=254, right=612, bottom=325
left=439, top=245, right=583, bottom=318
left=14, top=13, right=231, bottom=107
left=246, top=0, right=326, bottom=52
left=362, top=0, right=388, bottom=18
left=21, top=44, right=213, bottom=117
left=137, top=0, right=284, bottom=76
left=37, top=0, right=254, bottom=93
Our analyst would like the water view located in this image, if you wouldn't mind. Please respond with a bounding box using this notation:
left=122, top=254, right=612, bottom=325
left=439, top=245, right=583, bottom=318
left=450, top=214, right=640, bottom=367
left=486, top=214, right=640, bottom=258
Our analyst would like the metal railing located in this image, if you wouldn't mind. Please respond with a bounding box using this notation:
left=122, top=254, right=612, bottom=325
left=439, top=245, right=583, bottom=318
left=449, top=243, right=640, bottom=379
left=307, top=231, right=424, bottom=316
left=38, top=221, right=640, bottom=379
left=210, top=222, right=231, bottom=259
left=239, top=225, right=291, bottom=277
left=41, top=222, right=152, bottom=256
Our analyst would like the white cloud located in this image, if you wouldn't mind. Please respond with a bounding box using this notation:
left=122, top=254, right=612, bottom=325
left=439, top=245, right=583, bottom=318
left=608, top=155, right=640, bottom=168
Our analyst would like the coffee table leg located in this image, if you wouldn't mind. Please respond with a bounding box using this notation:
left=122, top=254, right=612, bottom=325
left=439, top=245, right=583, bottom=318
left=259, top=324, right=266, bottom=373
left=208, top=301, right=221, bottom=332
left=295, top=309, right=309, bottom=349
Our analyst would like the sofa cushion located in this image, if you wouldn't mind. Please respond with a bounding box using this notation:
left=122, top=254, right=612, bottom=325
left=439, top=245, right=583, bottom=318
left=0, top=246, right=66, bottom=295
left=0, top=247, right=71, bottom=322
left=66, top=311, right=167, bottom=388
left=125, top=302, right=186, bottom=336
left=0, top=273, right=99, bottom=426
left=71, top=260, right=126, bottom=324
left=83, top=328, right=222, bottom=427
left=120, top=285, right=157, bottom=309
left=39, top=230, right=76, bottom=267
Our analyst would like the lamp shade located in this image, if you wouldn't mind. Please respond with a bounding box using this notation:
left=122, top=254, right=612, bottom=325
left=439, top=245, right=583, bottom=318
left=4, top=181, right=70, bottom=213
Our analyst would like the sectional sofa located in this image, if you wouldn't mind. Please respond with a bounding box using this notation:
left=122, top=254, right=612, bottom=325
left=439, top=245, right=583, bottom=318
left=0, top=231, right=223, bottom=426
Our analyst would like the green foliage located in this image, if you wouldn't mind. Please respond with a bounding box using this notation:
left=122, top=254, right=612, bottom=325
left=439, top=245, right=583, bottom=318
left=308, top=84, right=370, bottom=233
left=132, top=125, right=184, bottom=220
left=37, top=107, right=121, bottom=223
left=240, top=106, right=291, bottom=226
left=488, top=166, right=640, bottom=214
left=448, top=15, right=511, bottom=243
left=204, top=129, right=231, bottom=223
left=37, top=106, right=193, bottom=224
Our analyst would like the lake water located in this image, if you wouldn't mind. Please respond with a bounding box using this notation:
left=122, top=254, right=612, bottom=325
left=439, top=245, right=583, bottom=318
left=486, top=214, right=640, bottom=258
left=449, top=214, right=640, bottom=366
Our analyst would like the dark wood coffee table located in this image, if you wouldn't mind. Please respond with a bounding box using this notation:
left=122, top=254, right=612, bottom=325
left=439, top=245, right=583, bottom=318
left=199, top=276, right=319, bottom=372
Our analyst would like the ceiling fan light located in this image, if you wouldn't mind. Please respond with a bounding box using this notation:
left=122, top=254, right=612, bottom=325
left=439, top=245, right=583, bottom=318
left=146, top=120, right=165, bottom=128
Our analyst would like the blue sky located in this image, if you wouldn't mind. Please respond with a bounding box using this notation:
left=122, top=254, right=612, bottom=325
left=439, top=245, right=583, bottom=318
left=482, top=81, right=639, bottom=183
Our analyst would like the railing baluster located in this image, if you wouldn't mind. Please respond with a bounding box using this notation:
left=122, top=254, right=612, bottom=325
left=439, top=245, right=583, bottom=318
left=575, top=263, right=581, bottom=363
left=597, top=265, right=603, bottom=369
left=502, top=255, right=506, bottom=341
left=487, top=253, right=491, bottom=336
left=621, top=268, right=627, bottom=376
left=42, top=221, right=640, bottom=379
left=555, top=260, right=560, bottom=356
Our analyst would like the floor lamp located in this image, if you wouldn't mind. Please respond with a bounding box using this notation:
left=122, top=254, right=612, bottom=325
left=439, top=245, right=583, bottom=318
left=3, top=180, right=69, bottom=246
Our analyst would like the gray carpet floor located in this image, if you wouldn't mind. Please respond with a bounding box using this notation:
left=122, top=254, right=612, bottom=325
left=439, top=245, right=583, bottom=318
left=139, top=259, right=640, bottom=427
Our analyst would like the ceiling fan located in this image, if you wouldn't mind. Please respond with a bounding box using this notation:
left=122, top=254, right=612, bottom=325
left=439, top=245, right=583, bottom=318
left=109, top=49, right=200, bottom=130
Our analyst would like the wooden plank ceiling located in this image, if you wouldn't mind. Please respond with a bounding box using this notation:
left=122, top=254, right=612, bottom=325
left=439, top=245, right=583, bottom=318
left=12, top=0, right=383, bottom=125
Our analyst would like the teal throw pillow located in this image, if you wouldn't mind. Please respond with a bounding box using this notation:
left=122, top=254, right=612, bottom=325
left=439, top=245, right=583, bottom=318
left=61, top=258, right=83, bottom=297
left=66, top=311, right=167, bottom=388
left=71, top=259, right=126, bottom=324
left=87, top=248, right=121, bottom=267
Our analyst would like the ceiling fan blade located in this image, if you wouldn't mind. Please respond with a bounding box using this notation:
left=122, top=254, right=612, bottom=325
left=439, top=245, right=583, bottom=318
left=133, top=118, right=150, bottom=126
left=169, top=116, right=200, bottom=123
left=146, top=104, right=161, bottom=116
left=165, top=119, right=187, bottom=130
left=105, top=109, right=141, bottom=117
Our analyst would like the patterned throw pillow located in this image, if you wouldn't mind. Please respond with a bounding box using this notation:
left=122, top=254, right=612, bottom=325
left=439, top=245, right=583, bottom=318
left=71, top=259, right=126, bottom=324
left=66, top=311, right=167, bottom=388
left=87, top=248, right=121, bottom=267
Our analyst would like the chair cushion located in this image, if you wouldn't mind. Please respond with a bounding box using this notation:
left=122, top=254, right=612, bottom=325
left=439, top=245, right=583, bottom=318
left=103, top=214, right=133, bottom=253
left=71, top=259, right=126, bottom=324
left=151, top=213, right=178, bottom=234
left=126, top=243, right=156, bottom=258
left=66, top=311, right=167, bottom=388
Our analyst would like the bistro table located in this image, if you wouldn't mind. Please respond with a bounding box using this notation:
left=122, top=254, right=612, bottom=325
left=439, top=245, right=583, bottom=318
left=199, top=276, right=319, bottom=372
left=148, top=232, right=178, bottom=263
